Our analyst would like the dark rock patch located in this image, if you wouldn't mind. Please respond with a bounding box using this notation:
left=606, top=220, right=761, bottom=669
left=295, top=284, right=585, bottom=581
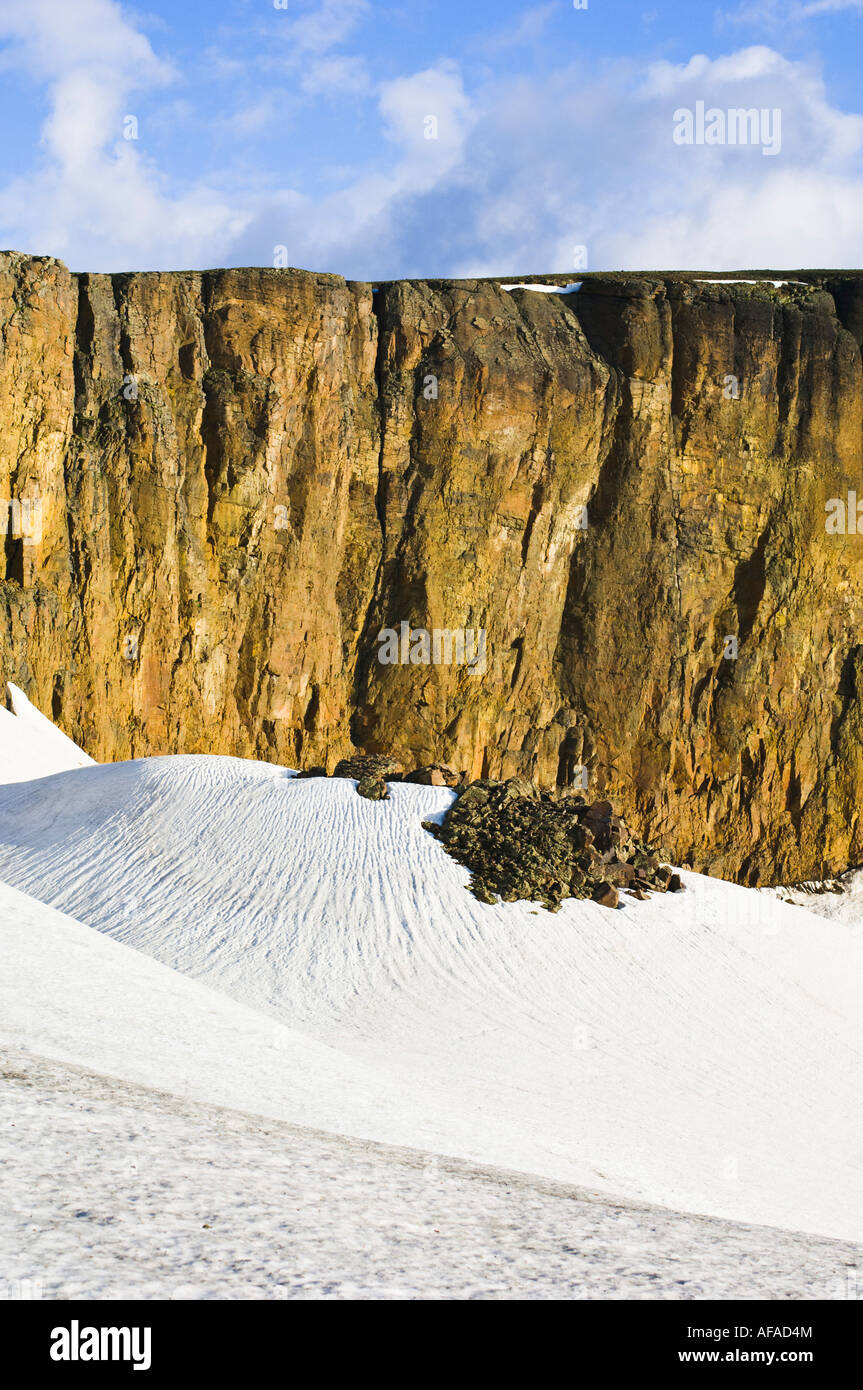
left=423, top=778, right=683, bottom=912
left=357, top=773, right=390, bottom=801
left=332, top=754, right=404, bottom=781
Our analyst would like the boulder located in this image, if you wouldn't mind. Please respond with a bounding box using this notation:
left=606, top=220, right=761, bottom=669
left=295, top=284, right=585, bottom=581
left=605, top=861, right=636, bottom=887
left=404, top=764, right=459, bottom=787
left=591, top=881, right=619, bottom=909
left=356, top=774, right=390, bottom=801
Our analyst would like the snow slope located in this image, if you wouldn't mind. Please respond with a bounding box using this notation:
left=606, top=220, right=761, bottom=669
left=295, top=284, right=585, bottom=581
left=762, top=871, right=863, bottom=940
left=1, top=880, right=857, bottom=1300
left=1, top=754, right=862, bottom=1245
left=0, top=876, right=450, bottom=1142
left=6, top=1044, right=859, bottom=1301
left=0, top=683, right=93, bottom=784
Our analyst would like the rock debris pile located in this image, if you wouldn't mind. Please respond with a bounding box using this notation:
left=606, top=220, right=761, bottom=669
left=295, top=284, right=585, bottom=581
left=423, top=778, right=682, bottom=911
left=297, top=757, right=682, bottom=910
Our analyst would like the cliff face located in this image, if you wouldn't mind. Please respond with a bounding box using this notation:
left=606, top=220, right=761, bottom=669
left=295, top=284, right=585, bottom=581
left=3, top=251, right=863, bottom=883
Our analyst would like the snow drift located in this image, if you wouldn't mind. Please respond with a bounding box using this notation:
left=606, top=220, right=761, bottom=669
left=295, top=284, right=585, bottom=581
left=1, top=749, right=862, bottom=1244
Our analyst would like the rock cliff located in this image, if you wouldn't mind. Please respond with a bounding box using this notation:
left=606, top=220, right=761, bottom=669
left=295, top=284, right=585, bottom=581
left=3, top=250, right=863, bottom=882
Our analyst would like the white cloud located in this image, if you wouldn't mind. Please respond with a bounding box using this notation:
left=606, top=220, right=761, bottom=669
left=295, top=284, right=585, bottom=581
left=381, top=45, right=863, bottom=277
left=281, top=0, right=370, bottom=56
left=797, top=0, right=863, bottom=14
left=727, top=0, right=863, bottom=24
left=482, top=2, right=560, bottom=53
left=0, top=0, right=168, bottom=80
left=300, top=54, right=371, bottom=98
left=378, top=63, right=474, bottom=186
left=215, top=1, right=374, bottom=161
left=228, top=68, right=474, bottom=280
left=0, top=0, right=249, bottom=269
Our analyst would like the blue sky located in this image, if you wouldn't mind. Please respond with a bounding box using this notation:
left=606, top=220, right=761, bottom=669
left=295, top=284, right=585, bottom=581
left=1, top=0, right=862, bottom=275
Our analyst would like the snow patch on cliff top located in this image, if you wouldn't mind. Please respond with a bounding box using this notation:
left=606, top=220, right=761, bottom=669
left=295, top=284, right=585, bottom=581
left=501, top=281, right=582, bottom=293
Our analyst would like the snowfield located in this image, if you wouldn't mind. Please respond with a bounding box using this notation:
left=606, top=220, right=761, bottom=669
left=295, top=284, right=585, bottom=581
left=1, top=693, right=863, bottom=1297
left=4, top=1043, right=859, bottom=1301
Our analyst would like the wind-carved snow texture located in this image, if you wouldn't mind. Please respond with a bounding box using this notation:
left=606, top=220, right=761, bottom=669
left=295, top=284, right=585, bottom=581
left=1, top=748, right=863, bottom=1256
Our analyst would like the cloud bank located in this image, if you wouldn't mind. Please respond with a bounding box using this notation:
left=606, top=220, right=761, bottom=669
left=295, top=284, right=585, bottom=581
left=0, top=0, right=861, bottom=274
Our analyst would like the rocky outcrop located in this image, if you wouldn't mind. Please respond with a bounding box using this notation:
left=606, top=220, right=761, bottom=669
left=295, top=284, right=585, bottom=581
left=3, top=252, right=863, bottom=883
left=422, top=781, right=683, bottom=911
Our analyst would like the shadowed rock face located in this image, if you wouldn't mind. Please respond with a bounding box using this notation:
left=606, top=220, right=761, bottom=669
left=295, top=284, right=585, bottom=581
left=3, top=251, right=863, bottom=883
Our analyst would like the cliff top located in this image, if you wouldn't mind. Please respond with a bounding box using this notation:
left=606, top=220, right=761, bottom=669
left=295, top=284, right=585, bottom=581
left=2, top=249, right=863, bottom=289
